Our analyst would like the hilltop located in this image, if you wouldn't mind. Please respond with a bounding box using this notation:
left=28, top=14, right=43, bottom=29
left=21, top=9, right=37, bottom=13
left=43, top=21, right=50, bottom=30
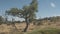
left=0, top=16, right=60, bottom=34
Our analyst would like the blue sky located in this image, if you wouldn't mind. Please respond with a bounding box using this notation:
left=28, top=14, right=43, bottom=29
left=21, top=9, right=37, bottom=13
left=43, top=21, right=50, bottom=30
left=0, top=0, right=60, bottom=20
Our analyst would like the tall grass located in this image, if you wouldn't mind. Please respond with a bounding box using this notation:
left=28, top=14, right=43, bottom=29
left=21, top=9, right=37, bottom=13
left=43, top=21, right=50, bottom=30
left=27, top=28, right=60, bottom=34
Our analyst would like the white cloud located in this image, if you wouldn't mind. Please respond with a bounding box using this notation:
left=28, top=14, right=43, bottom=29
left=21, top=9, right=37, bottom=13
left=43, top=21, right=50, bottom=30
left=50, top=2, right=56, bottom=8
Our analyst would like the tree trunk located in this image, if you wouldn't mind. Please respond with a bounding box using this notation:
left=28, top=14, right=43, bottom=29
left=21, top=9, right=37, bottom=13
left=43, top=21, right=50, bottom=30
left=12, top=23, right=19, bottom=31
left=23, top=18, right=29, bottom=32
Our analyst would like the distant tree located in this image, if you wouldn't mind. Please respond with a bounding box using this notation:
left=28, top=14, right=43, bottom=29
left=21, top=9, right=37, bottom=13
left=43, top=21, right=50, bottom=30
left=0, top=16, right=4, bottom=24
left=5, top=12, right=8, bottom=24
left=6, top=0, right=38, bottom=32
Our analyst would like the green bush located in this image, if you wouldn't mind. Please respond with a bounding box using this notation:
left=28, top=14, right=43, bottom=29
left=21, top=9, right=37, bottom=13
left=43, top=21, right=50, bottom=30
left=27, top=28, right=60, bottom=34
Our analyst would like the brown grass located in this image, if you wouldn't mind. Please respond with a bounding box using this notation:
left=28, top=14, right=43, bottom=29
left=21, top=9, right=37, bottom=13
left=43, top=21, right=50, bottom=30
left=0, top=21, right=60, bottom=34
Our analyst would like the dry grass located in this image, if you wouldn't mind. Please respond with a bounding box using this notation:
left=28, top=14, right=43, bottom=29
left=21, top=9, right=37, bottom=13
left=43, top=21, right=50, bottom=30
left=0, top=23, right=35, bottom=34
left=0, top=21, right=60, bottom=34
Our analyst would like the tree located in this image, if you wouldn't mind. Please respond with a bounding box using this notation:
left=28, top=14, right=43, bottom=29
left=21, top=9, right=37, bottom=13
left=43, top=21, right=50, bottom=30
left=6, top=0, right=38, bottom=32
left=5, top=8, right=21, bottom=31
left=0, top=16, right=3, bottom=21
left=5, top=12, right=8, bottom=24
left=0, top=16, right=4, bottom=24
left=22, top=0, right=38, bottom=32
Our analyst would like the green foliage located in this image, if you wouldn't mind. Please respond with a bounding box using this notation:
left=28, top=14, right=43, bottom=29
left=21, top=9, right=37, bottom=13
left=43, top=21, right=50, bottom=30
left=0, top=16, right=4, bottom=25
left=6, top=8, right=23, bottom=16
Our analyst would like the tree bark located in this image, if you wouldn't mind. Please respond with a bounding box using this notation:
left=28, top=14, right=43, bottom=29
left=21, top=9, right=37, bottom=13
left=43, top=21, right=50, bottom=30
left=23, top=18, right=29, bottom=32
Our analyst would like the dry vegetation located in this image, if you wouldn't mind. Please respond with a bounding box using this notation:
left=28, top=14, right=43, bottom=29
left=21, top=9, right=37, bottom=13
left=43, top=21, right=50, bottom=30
left=0, top=20, right=60, bottom=34
left=0, top=16, right=60, bottom=34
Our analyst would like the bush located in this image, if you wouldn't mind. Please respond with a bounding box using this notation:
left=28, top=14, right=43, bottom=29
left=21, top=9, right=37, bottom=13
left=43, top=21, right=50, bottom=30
left=27, top=28, right=60, bottom=34
left=33, top=21, right=43, bottom=26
